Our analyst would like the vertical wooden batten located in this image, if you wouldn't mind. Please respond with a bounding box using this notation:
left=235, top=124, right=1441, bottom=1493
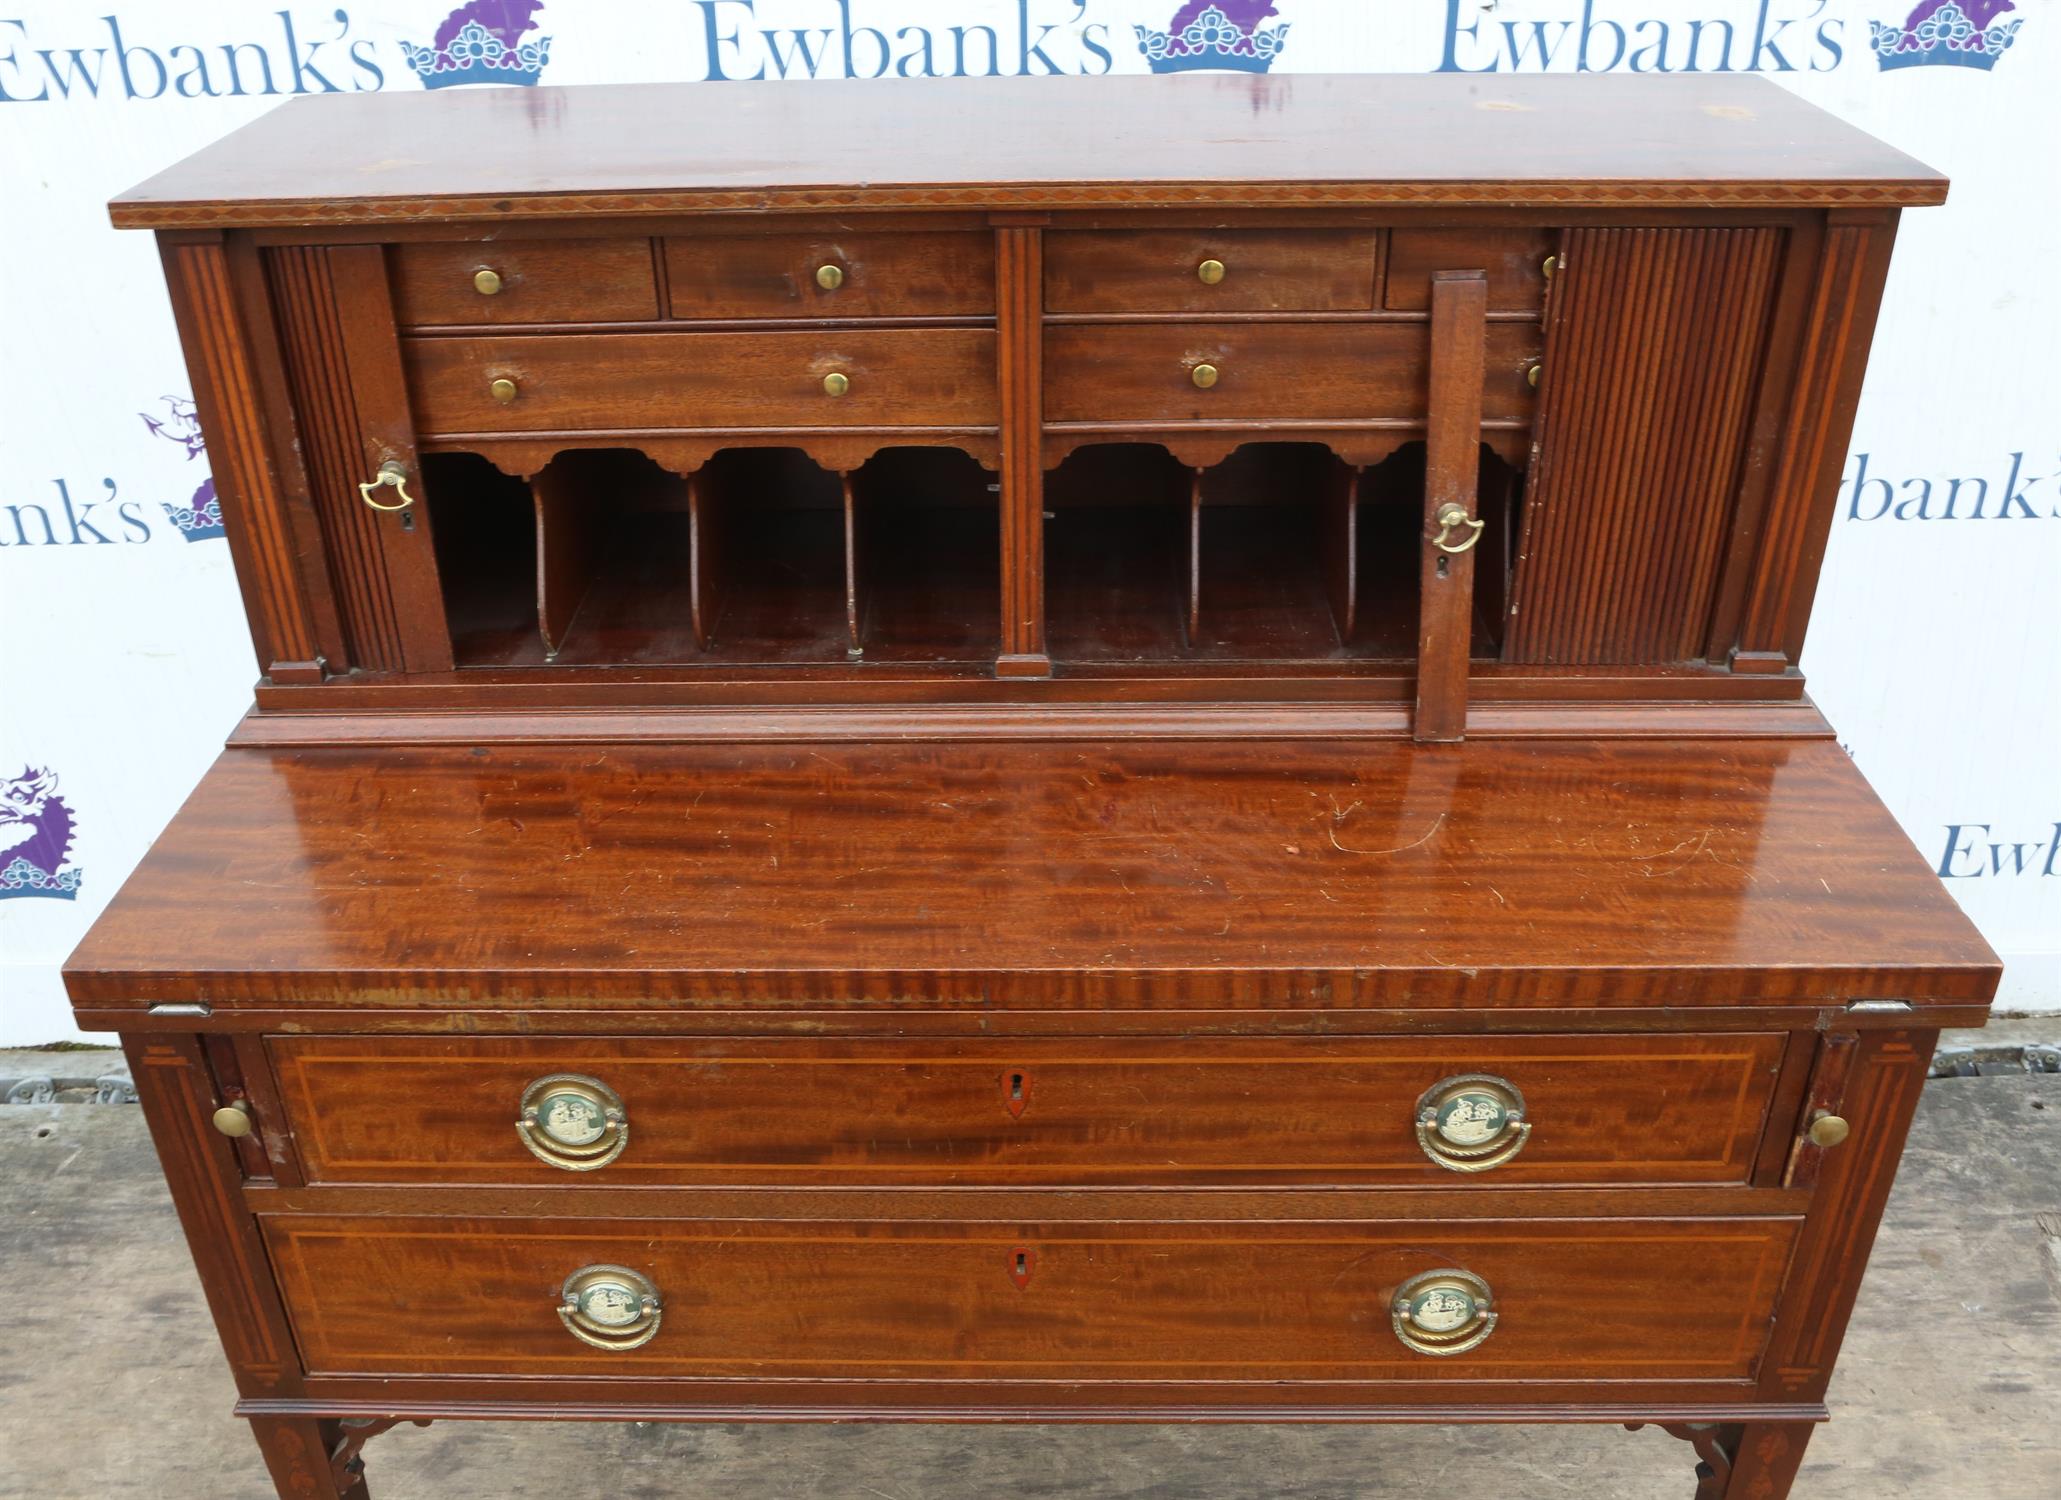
left=993, top=221, right=1050, bottom=679
left=1415, top=270, right=1488, bottom=744
left=1506, top=226, right=1783, bottom=667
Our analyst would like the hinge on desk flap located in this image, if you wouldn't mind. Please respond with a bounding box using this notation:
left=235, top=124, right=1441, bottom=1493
left=1846, top=999, right=1914, bottom=1015
left=147, top=1002, right=212, bottom=1017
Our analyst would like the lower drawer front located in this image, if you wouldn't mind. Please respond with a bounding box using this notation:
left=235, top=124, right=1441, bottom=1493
left=265, top=1214, right=1797, bottom=1382
left=403, top=329, right=997, bottom=434
left=268, top=1033, right=1786, bottom=1186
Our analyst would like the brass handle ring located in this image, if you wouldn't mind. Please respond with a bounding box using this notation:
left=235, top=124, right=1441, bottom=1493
left=558, top=1265, right=662, bottom=1351
left=358, top=460, right=416, bottom=512
left=1415, top=1074, right=1531, bottom=1173
left=518, top=1074, right=629, bottom=1171
left=1392, top=1269, right=1498, bottom=1357
left=1431, top=502, right=1485, bottom=555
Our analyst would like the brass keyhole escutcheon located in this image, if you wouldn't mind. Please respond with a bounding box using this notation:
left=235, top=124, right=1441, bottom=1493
left=473, top=267, right=504, bottom=296
left=1808, top=1112, right=1851, bottom=1148
left=518, top=1074, right=629, bottom=1171
left=1196, top=258, right=1226, bottom=285
left=1190, top=362, right=1220, bottom=390
left=558, top=1265, right=663, bottom=1350
left=489, top=377, right=520, bottom=405
left=815, top=263, right=845, bottom=291
left=823, top=371, right=851, bottom=397
left=211, top=1100, right=253, bottom=1138
left=1392, top=1269, right=1497, bottom=1357
left=1415, top=1074, right=1530, bottom=1173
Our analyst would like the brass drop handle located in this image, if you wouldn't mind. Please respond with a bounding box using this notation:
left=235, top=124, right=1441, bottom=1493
left=489, top=377, right=520, bottom=405
left=1415, top=1074, right=1531, bottom=1173
left=1393, top=1269, right=1498, bottom=1357
left=823, top=371, right=851, bottom=397
left=815, top=263, right=845, bottom=291
left=1431, top=503, right=1484, bottom=555
left=558, top=1265, right=662, bottom=1351
left=210, top=1100, right=253, bottom=1138
left=1196, top=258, right=1226, bottom=285
left=358, top=460, right=416, bottom=513
left=473, top=267, right=504, bottom=296
left=1190, top=362, right=1220, bottom=390
left=1808, top=1112, right=1851, bottom=1148
left=518, top=1074, right=629, bottom=1171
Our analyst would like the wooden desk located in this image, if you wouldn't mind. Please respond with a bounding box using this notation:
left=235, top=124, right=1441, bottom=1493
left=73, top=74, right=1991, bottom=1499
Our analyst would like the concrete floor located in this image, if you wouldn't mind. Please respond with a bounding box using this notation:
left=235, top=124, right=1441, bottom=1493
left=0, top=1059, right=2054, bottom=1500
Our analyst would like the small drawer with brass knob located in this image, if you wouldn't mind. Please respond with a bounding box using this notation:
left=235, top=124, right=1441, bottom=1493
left=390, top=238, right=660, bottom=326
left=664, top=231, right=995, bottom=319
left=1045, top=229, right=1380, bottom=313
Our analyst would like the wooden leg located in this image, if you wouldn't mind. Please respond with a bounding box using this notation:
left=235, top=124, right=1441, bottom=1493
left=1719, top=1421, right=1815, bottom=1500
left=248, top=1417, right=371, bottom=1500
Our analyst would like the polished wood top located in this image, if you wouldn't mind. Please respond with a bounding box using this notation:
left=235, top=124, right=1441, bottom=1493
left=111, top=73, right=1946, bottom=230
left=65, top=738, right=1996, bottom=1009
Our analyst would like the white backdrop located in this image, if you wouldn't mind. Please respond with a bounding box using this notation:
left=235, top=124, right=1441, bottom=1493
left=2, top=1, right=2055, bottom=1041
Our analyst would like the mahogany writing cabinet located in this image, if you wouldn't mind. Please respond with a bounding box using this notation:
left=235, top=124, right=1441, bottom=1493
left=70, top=74, right=1999, bottom=1499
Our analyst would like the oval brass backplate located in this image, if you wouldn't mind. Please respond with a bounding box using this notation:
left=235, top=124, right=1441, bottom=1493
left=517, top=1074, right=628, bottom=1171
left=1392, top=1269, right=1497, bottom=1357
left=558, top=1264, right=662, bottom=1350
left=1415, top=1074, right=1530, bottom=1173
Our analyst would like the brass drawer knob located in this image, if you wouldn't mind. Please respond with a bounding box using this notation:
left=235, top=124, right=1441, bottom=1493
left=210, top=1100, right=253, bottom=1138
left=823, top=371, right=851, bottom=397
left=1196, top=258, right=1226, bottom=286
left=1541, top=254, right=1558, bottom=281
left=473, top=267, right=504, bottom=296
left=558, top=1265, right=662, bottom=1351
left=1526, top=360, right=1543, bottom=389
left=1190, top=362, right=1219, bottom=390
left=489, top=376, right=520, bottom=404
left=1392, top=1269, right=1497, bottom=1357
left=518, top=1074, right=628, bottom=1171
left=1808, top=1111, right=1851, bottom=1148
left=815, top=263, right=845, bottom=291
left=357, top=459, right=416, bottom=513
left=1415, top=1074, right=1530, bottom=1173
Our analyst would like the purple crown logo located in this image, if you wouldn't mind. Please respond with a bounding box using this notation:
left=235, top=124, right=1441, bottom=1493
left=1870, top=1, right=2022, bottom=71
left=402, top=2, right=552, bottom=89
left=0, top=767, right=80, bottom=901
left=140, top=395, right=223, bottom=542
left=1136, top=2, right=1290, bottom=74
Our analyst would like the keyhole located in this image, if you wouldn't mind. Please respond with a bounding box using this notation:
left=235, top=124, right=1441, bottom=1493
left=1003, top=1069, right=1030, bottom=1119
left=1437, top=554, right=1449, bottom=578
left=1009, top=1247, right=1036, bottom=1290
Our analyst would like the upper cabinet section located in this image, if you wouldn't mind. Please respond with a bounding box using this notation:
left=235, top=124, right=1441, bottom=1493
left=127, top=75, right=1940, bottom=736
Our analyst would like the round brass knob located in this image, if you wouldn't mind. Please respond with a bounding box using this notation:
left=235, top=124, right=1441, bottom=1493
left=489, top=377, right=519, bottom=404
left=815, top=263, right=845, bottom=291
left=823, top=371, right=850, bottom=397
left=1416, top=1074, right=1530, bottom=1173
left=473, top=268, right=504, bottom=296
left=1196, top=258, right=1226, bottom=286
left=1190, top=362, right=1219, bottom=390
left=1808, top=1112, right=1851, bottom=1148
left=558, top=1265, right=662, bottom=1351
left=211, top=1101, right=253, bottom=1139
left=518, top=1074, right=628, bottom=1171
left=1525, top=360, right=1542, bottom=389
left=1541, top=254, right=1558, bottom=281
left=1392, top=1269, right=1497, bottom=1357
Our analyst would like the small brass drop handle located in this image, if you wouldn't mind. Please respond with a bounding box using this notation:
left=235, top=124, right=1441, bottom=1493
left=823, top=371, right=851, bottom=397
left=1196, top=258, right=1226, bottom=286
left=558, top=1265, right=662, bottom=1351
left=815, top=263, right=845, bottom=291
left=473, top=267, right=504, bottom=296
left=211, top=1100, right=253, bottom=1139
left=1808, top=1112, right=1851, bottom=1148
left=1191, top=362, right=1219, bottom=390
left=489, top=377, right=520, bottom=405
left=1431, top=502, right=1485, bottom=555
left=1392, top=1269, right=1498, bottom=1357
left=357, top=459, right=416, bottom=513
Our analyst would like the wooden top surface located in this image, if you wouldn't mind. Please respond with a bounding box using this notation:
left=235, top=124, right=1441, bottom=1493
left=110, top=73, right=1946, bottom=230
left=65, top=738, right=1997, bottom=1010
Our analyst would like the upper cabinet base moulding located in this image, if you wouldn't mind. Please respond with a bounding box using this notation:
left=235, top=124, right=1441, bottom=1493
left=74, top=73, right=1992, bottom=1500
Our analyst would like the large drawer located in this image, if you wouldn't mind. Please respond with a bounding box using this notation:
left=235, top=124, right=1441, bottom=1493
left=264, top=1212, right=1798, bottom=1382
left=1045, top=229, right=1381, bottom=313
left=403, top=329, right=997, bottom=433
left=665, top=231, right=995, bottom=319
left=267, top=1033, right=1786, bottom=1187
left=391, top=238, right=661, bottom=326
left=1043, top=321, right=1541, bottom=425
